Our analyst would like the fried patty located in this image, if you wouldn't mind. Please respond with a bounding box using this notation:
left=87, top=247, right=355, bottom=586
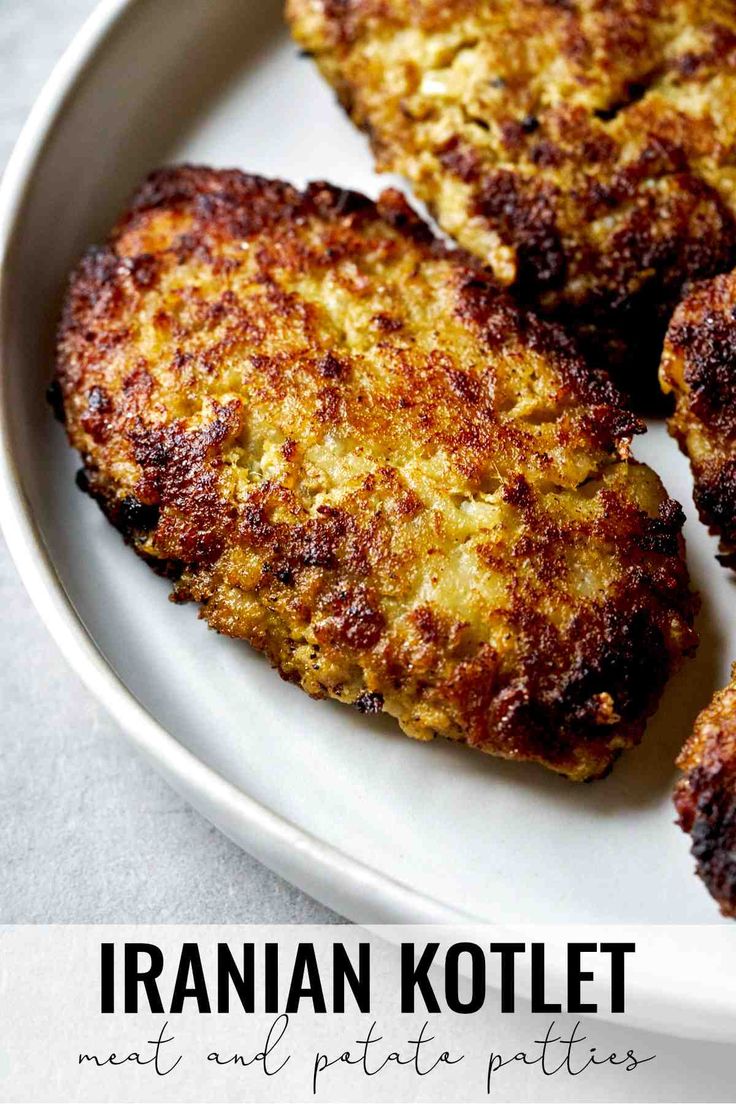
left=287, top=0, right=736, bottom=402
left=54, top=166, right=697, bottom=780
left=675, top=665, right=736, bottom=917
left=660, top=271, right=736, bottom=569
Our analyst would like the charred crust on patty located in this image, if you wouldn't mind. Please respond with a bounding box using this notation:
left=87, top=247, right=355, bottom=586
left=55, top=165, right=698, bottom=779
left=661, top=271, right=736, bottom=567
left=675, top=665, right=736, bottom=917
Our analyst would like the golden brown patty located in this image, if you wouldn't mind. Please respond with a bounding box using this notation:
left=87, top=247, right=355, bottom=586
left=661, top=271, right=736, bottom=569
left=54, top=166, right=697, bottom=780
left=287, top=0, right=736, bottom=402
left=675, top=665, right=736, bottom=917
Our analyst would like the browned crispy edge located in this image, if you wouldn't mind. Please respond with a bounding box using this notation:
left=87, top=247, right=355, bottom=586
left=64, top=164, right=644, bottom=419
left=663, top=273, right=736, bottom=569
left=675, top=665, right=736, bottom=917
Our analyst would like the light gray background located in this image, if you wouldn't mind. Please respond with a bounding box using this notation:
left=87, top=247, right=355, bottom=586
left=0, top=0, right=337, bottom=923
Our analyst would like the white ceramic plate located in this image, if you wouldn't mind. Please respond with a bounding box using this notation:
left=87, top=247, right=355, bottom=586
left=2, top=0, right=736, bottom=1013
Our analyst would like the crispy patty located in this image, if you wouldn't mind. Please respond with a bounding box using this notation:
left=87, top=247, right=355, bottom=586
left=661, top=271, right=736, bottom=569
left=54, top=167, right=697, bottom=780
left=287, top=0, right=736, bottom=402
left=675, top=665, right=736, bottom=917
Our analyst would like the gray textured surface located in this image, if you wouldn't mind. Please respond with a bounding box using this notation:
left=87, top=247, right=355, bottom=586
left=0, top=0, right=338, bottom=923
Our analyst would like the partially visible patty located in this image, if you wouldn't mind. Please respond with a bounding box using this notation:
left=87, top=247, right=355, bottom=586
left=287, top=0, right=736, bottom=402
left=660, top=271, right=736, bottom=569
left=675, top=665, right=736, bottom=918
left=55, top=166, right=697, bottom=780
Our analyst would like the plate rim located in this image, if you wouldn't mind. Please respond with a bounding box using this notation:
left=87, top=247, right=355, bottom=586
left=0, top=0, right=469, bottom=928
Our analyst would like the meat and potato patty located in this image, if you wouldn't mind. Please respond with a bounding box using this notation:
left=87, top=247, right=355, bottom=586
left=287, top=0, right=736, bottom=402
left=660, top=271, right=736, bottom=569
left=675, top=666, right=736, bottom=917
left=54, top=167, right=697, bottom=780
